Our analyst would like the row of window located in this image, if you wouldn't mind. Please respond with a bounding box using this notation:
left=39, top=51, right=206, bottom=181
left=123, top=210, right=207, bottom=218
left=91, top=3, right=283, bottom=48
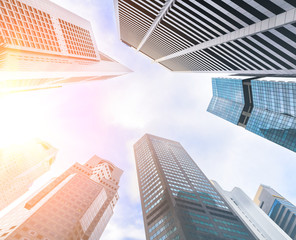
left=143, top=181, right=162, bottom=198
left=145, top=190, right=164, bottom=208
left=148, top=212, right=171, bottom=233
left=142, top=178, right=161, bottom=194
left=150, top=219, right=174, bottom=240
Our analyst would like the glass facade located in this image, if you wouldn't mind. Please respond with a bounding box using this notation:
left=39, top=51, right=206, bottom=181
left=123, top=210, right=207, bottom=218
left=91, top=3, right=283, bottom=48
left=246, top=80, right=296, bottom=152
left=207, top=78, right=245, bottom=125
left=208, top=78, right=296, bottom=152
left=134, top=134, right=256, bottom=240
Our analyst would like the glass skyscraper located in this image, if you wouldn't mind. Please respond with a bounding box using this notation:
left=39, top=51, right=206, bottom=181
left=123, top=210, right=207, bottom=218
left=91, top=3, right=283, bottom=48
left=134, top=134, right=256, bottom=240
left=207, top=77, right=296, bottom=152
left=254, top=185, right=296, bottom=239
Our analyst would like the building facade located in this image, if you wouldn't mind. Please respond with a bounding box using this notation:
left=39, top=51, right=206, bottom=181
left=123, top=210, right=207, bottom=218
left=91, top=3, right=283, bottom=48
left=254, top=185, right=296, bottom=239
left=0, top=0, right=130, bottom=93
left=213, top=181, right=291, bottom=240
left=134, top=134, right=256, bottom=240
left=0, top=155, right=123, bottom=240
left=0, top=139, right=57, bottom=211
left=115, top=0, right=296, bottom=75
left=207, top=77, right=296, bottom=152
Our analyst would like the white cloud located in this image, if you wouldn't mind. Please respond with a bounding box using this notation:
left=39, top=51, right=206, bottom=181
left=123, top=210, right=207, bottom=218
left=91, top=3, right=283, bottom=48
left=101, top=201, right=145, bottom=240
left=102, top=222, right=145, bottom=240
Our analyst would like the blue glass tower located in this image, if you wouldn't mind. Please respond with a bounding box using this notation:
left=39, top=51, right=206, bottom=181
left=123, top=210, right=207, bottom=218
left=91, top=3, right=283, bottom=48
left=134, top=134, right=256, bottom=240
left=207, top=77, right=296, bottom=152
left=254, top=185, right=296, bottom=239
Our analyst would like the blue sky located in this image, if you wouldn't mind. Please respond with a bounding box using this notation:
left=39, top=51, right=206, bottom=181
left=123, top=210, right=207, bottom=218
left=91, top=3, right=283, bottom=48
left=0, top=1, right=295, bottom=239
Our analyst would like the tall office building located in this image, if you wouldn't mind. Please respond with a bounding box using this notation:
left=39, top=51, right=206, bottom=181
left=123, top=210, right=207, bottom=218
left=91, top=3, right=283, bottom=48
left=115, top=0, right=296, bottom=75
left=0, top=139, right=57, bottom=211
left=207, top=77, right=296, bottom=152
left=254, top=185, right=296, bottom=239
left=0, top=0, right=130, bottom=93
left=213, top=181, right=291, bottom=240
left=134, top=134, right=256, bottom=240
left=0, top=155, right=123, bottom=240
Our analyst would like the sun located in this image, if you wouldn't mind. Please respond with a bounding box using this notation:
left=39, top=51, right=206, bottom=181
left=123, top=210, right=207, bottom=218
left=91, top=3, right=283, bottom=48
left=0, top=92, right=43, bottom=147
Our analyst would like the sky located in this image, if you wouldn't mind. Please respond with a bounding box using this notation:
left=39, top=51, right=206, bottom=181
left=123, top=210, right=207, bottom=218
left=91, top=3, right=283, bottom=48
left=0, top=1, right=296, bottom=239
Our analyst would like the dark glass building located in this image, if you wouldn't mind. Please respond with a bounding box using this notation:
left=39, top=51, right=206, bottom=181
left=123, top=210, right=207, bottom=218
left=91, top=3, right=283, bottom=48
left=254, top=185, right=296, bottom=239
left=134, top=134, right=256, bottom=240
left=207, top=77, right=296, bottom=152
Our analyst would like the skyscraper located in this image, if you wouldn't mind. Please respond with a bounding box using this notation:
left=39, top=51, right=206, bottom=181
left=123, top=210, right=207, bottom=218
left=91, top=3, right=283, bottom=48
left=213, top=181, right=291, bottom=240
left=207, top=77, right=296, bottom=152
left=0, top=0, right=130, bottom=93
left=115, top=0, right=296, bottom=75
left=134, top=134, right=256, bottom=240
left=254, top=185, right=296, bottom=239
left=0, top=139, right=57, bottom=211
left=0, top=155, right=123, bottom=240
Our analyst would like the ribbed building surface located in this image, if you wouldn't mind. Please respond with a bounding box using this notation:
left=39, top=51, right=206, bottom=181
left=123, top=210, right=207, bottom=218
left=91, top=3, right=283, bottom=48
left=207, top=77, right=296, bottom=152
left=213, top=181, right=291, bottom=240
left=0, top=0, right=130, bottom=92
left=254, top=185, right=296, bottom=239
left=0, top=155, right=123, bottom=240
left=0, top=139, right=57, bottom=211
left=134, top=134, right=256, bottom=240
left=115, top=0, right=296, bottom=75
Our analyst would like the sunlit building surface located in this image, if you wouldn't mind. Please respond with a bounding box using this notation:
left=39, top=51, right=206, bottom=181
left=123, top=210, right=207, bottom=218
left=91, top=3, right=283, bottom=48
left=0, top=0, right=130, bottom=93
left=207, top=77, right=296, bottom=152
left=0, top=139, right=57, bottom=211
left=0, top=155, right=123, bottom=240
left=115, top=0, right=296, bottom=75
left=213, top=181, right=291, bottom=240
left=254, top=185, right=296, bottom=239
left=134, top=134, right=256, bottom=240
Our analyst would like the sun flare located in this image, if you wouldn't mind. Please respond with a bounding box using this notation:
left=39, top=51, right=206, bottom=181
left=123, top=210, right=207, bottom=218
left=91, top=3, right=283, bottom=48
left=0, top=93, right=44, bottom=147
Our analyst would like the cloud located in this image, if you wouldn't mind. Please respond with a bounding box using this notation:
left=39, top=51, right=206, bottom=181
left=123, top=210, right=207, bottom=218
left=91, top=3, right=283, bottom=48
left=101, top=200, right=145, bottom=240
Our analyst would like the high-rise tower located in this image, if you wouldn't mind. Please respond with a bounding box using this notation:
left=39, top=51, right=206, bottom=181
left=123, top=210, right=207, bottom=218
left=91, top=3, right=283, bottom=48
left=0, top=0, right=130, bottom=93
left=207, top=77, right=296, bottom=152
left=134, top=134, right=256, bottom=240
left=0, top=155, right=123, bottom=240
left=254, top=185, right=296, bottom=239
left=115, top=0, right=296, bottom=75
left=213, top=181, right=291, bottom=240
left=0, top=139, right=57, bottom=211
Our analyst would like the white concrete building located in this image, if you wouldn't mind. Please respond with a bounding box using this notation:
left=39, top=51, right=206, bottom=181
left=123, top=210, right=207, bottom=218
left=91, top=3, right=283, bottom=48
left=0, top=0, right=130, bottom=93
left=213, top=181, right=291, bottom=240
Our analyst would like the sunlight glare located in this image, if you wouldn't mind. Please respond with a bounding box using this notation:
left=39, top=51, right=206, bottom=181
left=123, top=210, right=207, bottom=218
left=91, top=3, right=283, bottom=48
left=0, top=93, right=43, bottom=147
